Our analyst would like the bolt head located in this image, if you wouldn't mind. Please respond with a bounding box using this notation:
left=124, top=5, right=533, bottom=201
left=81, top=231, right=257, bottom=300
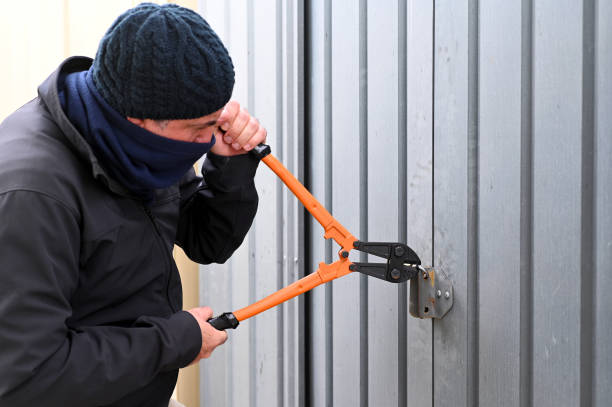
left=436, top=289, right=442, bottom=298
left=444, top=291, right=451, bottom=299
left=391, top=269, right=401, bottom=280
left=341, top=251, right=349, bottom=258
left=394, top=245, right=405, bottom=257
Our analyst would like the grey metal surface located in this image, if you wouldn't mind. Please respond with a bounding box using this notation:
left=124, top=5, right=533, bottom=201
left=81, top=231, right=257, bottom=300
left=596, top=4, right=612, bottom=407
left=329, top=1, right=362, bottom=406
left=305, top=1, right=329, bottom=406
left=196, top=1, right=611, bottom=406
left=478, top=1, right=522, bottom=406
left=532, top=1, right=583, bottom=406
left=406, top=1, right=434, bottom=405
left=433, top=1, right=471, bottom=407
left=366, top=1, right=400, bottom=405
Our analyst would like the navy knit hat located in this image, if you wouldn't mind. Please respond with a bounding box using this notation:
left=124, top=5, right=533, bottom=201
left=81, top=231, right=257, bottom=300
left=91, top=2, right=234, bottom=120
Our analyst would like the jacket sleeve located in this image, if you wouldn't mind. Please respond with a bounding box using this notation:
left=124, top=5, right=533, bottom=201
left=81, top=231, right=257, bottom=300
left=0, top=190, right=202, bottom=407
left=175, top=152, right=260, bottom=264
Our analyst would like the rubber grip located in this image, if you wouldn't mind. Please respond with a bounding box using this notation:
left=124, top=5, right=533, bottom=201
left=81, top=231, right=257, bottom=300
left=249, top=143, right=272, bottom=160
left=207, top=312, right=240, bottom=330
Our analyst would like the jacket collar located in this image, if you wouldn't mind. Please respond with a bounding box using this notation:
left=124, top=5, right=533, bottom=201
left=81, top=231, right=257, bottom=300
left=38, top=57, right=140, bottom=199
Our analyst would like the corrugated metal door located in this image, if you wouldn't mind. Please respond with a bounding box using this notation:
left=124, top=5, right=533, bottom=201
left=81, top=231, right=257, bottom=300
left=198, top=1, right=612, bottom=406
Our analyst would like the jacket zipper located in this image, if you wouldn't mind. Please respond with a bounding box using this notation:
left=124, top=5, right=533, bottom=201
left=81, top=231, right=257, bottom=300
left=143, top=205, right=180, bottom=312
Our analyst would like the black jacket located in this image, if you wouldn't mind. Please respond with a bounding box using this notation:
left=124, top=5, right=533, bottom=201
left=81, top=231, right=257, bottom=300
left=0, top=57, right=259, bottom=406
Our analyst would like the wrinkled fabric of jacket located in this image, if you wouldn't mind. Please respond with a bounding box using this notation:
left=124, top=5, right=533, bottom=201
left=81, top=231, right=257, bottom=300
left=0, top=57, right=259, bottom=407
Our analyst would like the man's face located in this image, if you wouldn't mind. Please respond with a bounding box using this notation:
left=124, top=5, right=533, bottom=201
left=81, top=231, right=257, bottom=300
left=127, top=107, right=224, bottom=144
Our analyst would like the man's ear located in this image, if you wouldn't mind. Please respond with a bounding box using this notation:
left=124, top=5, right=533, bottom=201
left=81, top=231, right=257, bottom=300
left=126, top=117, right=145, bottom=128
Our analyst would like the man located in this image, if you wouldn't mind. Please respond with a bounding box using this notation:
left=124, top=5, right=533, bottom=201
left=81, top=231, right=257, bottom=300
left=0, top=3, right=264, bottom=406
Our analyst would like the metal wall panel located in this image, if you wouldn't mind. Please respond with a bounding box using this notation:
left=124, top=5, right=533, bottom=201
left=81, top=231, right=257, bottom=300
left=432, top=1, right=471, bottom=406
left=405, top=0, right=435, bottom=404
left=196, top=1, right=611, bottom=406
left=366, top=1, right=401, bottom=405
left=532, top=1, right=583, bottom=406
left=478, top=1, right=522, bottom=405
left=329, top=1, right=363, bottom=406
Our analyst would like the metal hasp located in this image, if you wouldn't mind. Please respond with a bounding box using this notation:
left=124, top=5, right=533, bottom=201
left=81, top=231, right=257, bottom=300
left=409, top=267, right=454, bottom=319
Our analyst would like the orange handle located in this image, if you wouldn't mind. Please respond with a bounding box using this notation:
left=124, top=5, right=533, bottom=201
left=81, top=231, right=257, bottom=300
left=261, top=154, right=357, bottom=251
left=234, top=258, right=352, bottom=322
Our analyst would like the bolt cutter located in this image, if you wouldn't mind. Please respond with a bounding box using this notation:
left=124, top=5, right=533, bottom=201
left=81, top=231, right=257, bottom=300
left=208, top=144, right=423, bottom=330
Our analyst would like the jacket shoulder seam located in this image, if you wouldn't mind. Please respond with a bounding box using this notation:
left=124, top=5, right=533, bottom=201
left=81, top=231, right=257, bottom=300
left=0, top=188, right=79, bottom=219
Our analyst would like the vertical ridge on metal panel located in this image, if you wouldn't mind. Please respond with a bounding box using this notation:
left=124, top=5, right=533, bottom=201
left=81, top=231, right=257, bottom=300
left=303, top=0, right=314, bottom=405
left=275, top=2, right=285, bottom=407
left=323, top=0, right=334, bottom=405
left=595, top=3, right=612, bottom=406
left=467, top=0, right=479, bottom=406
left=397, top=0, right=408, bottom=404
left=358, top=1, right=369, bottom=406
left=282, top=1, right=292, bottom=404
left=430, top=3, right=436, bottom=405
left=580, top=1, right=596, bottom=407
left=295, top=1, right=306, bottom=406
left=519, top=1, right=535, bottom=406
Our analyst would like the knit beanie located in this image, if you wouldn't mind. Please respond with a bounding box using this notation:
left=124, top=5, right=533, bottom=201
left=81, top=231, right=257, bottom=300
left=90, top=2, right=234, bottom=120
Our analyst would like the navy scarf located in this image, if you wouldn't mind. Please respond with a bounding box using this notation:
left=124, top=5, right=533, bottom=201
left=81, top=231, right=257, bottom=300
left=59, top=70, right=215, bottom=202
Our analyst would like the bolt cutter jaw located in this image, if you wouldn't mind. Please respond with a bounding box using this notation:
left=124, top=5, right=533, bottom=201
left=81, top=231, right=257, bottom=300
left=349, top=241, right=422, bottom=283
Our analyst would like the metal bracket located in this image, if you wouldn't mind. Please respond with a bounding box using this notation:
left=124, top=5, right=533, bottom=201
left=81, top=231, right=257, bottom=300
left=409, top=267, right=453, bottom=319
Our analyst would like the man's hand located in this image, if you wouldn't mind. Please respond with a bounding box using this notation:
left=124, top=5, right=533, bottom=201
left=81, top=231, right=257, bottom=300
left=187, top=306, right=227, bottom=364
left=211, top=100, right=267, bottom=156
